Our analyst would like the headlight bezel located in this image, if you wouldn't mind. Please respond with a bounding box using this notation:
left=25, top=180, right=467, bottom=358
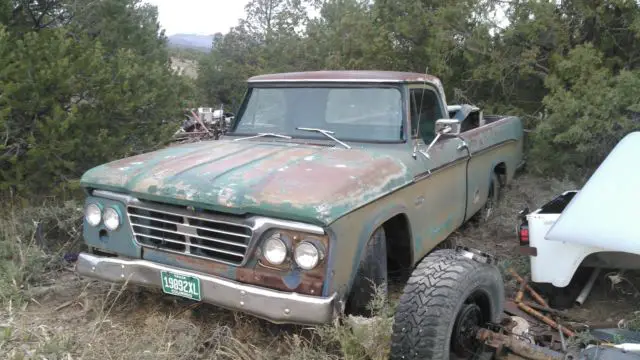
left=258, top=229, right=327, bottom=271
left=103, top=207, right=121, bottom=231
left=85, top=203, right=103, bottom=227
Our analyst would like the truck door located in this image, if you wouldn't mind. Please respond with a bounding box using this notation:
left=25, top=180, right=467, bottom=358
left=408, top=85, right=470, bottom=257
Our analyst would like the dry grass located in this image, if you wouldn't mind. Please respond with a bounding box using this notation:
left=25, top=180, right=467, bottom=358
left=1, top=279, right=394, bottom=359
left=0, top=201, right=83, bottom=305
left=1, top=173, right=640, bottom=359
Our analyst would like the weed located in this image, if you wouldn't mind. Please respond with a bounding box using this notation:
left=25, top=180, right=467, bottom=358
left=626, top=311, right=640, bottom=331
left=314, top=284, right=394, bottom=360
left=0, top=202, right=82, bottom=304
left=567, top=330, right=597, bottom=348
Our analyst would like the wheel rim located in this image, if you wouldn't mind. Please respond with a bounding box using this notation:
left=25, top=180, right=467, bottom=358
left=451, top=303, right=483, bottom=358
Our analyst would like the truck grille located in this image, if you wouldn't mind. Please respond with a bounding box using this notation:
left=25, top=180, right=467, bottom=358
left=127, top=205, right=252, bottom=265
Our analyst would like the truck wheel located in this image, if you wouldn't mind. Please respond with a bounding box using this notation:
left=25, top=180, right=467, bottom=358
left=390, top=249, right=504, bottom=360
left=479, top=172, right=500, bottom=222
left=346, top=226, right=388, bottom=317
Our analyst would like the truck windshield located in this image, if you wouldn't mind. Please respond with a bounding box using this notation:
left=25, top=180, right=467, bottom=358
left=230, top=86, right=405, bottom=142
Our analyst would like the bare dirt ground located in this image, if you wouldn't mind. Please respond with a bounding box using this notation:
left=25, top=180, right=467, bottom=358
left=2, top=173, right=640, bottom=359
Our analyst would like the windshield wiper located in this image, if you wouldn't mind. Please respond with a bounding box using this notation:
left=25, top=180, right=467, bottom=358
left=296, top=127, right=351, bottom=149
left=232, top=132, right=292, bottom=142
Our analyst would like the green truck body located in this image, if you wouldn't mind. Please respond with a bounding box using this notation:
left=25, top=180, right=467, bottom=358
left=76, top=71, right=524, bottom=325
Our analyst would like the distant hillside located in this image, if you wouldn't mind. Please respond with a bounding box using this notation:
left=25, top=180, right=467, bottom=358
left=167, top=34, right=214, bottom=52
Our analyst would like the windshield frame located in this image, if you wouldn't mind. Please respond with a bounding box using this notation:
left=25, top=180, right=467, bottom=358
left=227, top=82, right=409, bottom=144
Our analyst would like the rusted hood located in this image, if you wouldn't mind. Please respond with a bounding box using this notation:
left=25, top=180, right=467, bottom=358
left=80, top=140, right=412, bottom=225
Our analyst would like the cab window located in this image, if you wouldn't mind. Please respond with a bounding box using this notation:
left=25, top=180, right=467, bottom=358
left=409, top=88, right=443, bottom=143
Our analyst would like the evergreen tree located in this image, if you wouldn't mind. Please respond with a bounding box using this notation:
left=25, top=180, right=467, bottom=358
left=0, top=0, right=196, bottom=197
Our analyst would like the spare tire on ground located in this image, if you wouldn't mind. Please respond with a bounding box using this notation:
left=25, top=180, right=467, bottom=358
left=389, top=248, right=505, bottom=360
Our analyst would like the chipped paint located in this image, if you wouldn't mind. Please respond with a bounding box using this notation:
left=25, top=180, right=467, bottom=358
left=81, top=140, right=413, bottom=226
left=283, top=270, right=303, bottom=289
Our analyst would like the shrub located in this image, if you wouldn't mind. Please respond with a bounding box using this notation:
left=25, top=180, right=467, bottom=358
left=529, top=44, right=640, bottom=179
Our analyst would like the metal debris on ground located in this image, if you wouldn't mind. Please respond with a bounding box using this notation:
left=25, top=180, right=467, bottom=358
left=476, top=327, right=566, bottom=360
left=172, top=107, right=234, bottom=143
left=475, top=269, right=640, bottom=359
left=516, top=302, right=575, bottom=338
left=509, top=269, right=549, bottom=307
left=506, top=269, right=577, bottom=341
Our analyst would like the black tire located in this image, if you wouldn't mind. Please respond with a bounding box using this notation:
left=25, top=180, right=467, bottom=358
left=478, top=172, right=500, bottom=222
left=390, top=249, right=505, bottom=360
left=345, top=226, right=388, bottom=317
left=434, top=237, right=457, bottom=251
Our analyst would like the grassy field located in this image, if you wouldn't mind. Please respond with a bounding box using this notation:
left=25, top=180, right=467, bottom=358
left=1, top=173, right=639, bottom=359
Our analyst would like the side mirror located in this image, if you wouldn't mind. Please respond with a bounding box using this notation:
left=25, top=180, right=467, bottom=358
left=435, top=119, right=461, bottom=136
left=419, top=119, right=462, bottom=158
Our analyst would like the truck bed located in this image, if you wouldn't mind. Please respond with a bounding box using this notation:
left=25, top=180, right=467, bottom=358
left=524, top=190, right=601, bottom=287
left=524, top=189, right=640, bottom=288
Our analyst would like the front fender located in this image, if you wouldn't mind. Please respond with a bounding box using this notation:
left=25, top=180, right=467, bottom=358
left=82, top=195, right=141, bottom=258
left=326, top=201, right=412, bottom=301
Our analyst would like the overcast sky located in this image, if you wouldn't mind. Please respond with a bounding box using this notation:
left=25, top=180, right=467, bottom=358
left=145, top=0, right=250, bottom=36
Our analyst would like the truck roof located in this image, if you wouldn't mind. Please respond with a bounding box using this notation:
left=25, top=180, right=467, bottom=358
left=247, top=70, right=442, bottom=84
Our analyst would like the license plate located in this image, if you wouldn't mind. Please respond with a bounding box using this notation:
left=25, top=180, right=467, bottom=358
left=160, top=271, right=201, bottom=301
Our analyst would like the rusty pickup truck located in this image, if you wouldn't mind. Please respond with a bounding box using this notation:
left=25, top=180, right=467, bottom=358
left=77, top=71, right=524, bottom=359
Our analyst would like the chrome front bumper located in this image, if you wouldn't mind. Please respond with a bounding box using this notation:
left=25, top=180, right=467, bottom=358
left=76, top=253, right=337, bottom=325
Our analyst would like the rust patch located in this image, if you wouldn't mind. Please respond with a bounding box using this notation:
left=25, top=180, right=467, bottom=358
left=224, top=147, right=322, bottom=182
left=462, top=117, right=509, bottom=137
left=82, top=139, right=413, bottom=225
left=252, top=266, right=324, bottom=296
left=251, top=150, right=407, bottom=209
left=171, top=252, right=233, bottom=274
left=461, top=117, right=514, bottom=151
left=247, top=229, right=329, bottom=296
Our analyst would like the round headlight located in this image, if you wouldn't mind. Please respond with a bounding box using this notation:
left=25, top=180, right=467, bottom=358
left=294, top=242, right=320, bottom=270
left=85, top=204, right=102, bottom=227
left=263, top=233, right=287, bottom=265
left=103, top=207, right=120, bottom=231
